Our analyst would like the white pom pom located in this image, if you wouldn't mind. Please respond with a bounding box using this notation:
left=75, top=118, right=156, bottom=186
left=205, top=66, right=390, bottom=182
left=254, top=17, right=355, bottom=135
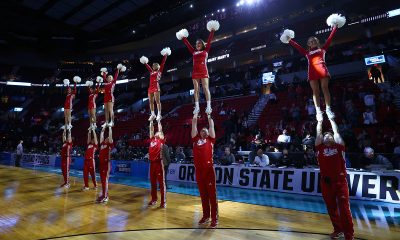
left=117, top=63, right=123, bottom=70
left=96, top=76, right=103, bottom=83
left=161, top=47, right=171, bottom=56
left=63, top=79, right=70, bottom=86
left=85, top=81, right=93, bottom=87
left=280, top=29, right=295, bottom=44
left=100, top=67, right=108, bottom=73
left=176, top=29, right=189, bottom=40
left=140, top=56, right=149, bottom=64
left=207, top=20, right=220, bottom=32
left=121, top=66, right=127, bottom=72
left=73, top=76, right=81, bottom=83
left=326, top=14, right=346, bottom=28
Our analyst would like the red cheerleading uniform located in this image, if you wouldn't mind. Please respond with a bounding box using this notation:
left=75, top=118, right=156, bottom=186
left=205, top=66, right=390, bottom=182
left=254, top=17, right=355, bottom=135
left=192, top=134, right=218, bottom=222
left=148, top=137, right=166, bottom=205
left=102, top=70, right=119, bottom=103
left=145, top=56, right=167, bottom=94
left=60, top=141, right=73, bottom=185
left=99, top=141, right=114, bottom=198
left=289, top=27, right=337, bottom=81
left=88, top=83, right=99, bottom=110
left=83, top=143, right=97, bottom=188
left=64, top=83, right=76, bottom=110
left=316, top=143, right=354, bottom=240
left=182, top=30, right=215, bottom=79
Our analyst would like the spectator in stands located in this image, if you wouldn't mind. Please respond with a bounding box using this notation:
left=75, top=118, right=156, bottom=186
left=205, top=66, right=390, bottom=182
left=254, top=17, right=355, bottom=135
left=362, top=147, right=393, bottom=170
left=162, top=144, right=171, bottom=189
left=302, top=133, right=315, bottom=147
left=363, top=93, right=376, bottom=112
left=363, top=108, right=378, bottom=126
left=254, top=148, right=269, bottom=167
left=277, top=129, right=291, bottom=145
left=290, top=103, right=301, bottom=122
left=277, top=148, right=292, bottom=167
left=249, top=134, right=263, bottom=163
left=370, top=65, right=383, bottom=83
left=303, top=147, right=317, bottom=166
left=175, top=147, right=186, bottom=162
left=306, top=99, right=316, bottom=120
left=15, top=140, right=23, bottom=167
left=220, top=147, right=235, bottom=165
left=269, top=92, right=277, bottom=104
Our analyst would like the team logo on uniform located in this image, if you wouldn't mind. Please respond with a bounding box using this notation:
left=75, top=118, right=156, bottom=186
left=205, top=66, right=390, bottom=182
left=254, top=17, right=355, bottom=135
left=309, top=49, right=322, bottom=55
left=101, top=144, right=108, bottom=150
left=197, top=139, right=207, bottom=146
left=88, top=145, right=93, bottom=149
left=150, top=141, right=158, bottom=147
left=322, top=148, right=338, bottom=157
left=194, top=51, right=203, bottom=55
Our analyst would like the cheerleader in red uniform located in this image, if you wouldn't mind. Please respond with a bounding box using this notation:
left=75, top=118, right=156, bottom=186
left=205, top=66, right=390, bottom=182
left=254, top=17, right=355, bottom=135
left=86, top=79, right=100, bottom=130
left=280, top=14, right=346, bottom=121
left=60, top=128, right=72, bottom=188
left=148, top=120, right=167, bottom=208
left=97, top=125, right=114, bottom=203
left=176, top=20, right=220, bottom=114
left=315, top=118, right=354, bottom=240
left=140, top=47, right=171, bottom=122
left=100, top=64, right=126, bottom=127
left=63, top=77, right=80, bottom=129
left=191, top=112, right=218, bottom=228
left=82, top=127, right=98, bottom=191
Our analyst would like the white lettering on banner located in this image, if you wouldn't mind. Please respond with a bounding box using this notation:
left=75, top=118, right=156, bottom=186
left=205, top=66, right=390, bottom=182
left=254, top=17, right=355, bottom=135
left=251, top=45, right=266, bottom=51
left=166, top=164, right=400, bottom=204
left=18, top=154, right=56, bottom=167
left=207, top=54, right=230, bottom=63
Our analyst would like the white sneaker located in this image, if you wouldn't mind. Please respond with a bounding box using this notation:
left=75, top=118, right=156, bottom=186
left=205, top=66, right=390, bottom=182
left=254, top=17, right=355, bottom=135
left=205, top=106, right=212, bottom=114
left=64, top=183, right=70, bottom=189
left=92, top=123, right=97, bottom=129
left=108, top=121, right=114, bottom=127
left=61, top=125, right=65, bottom=130
left=82, top=187, right=90, bottom=191
left=326, top=108, right=335, bottom=120
left=329, top=231, right=344, bottom=239
left=100, top=196, right=109, bottom=203
left=156, top=114, right=162, bottom=121
left=148, top=114, right=156, bottom=121
left=316, top=111, right=324, bottom=122
left=193, top=106, right=200, bottom=115
left=101, top=122, right=107, bottom=128
left=67, top=124, right=73, bottom=130
left=88, top=126, right=93, bottom=131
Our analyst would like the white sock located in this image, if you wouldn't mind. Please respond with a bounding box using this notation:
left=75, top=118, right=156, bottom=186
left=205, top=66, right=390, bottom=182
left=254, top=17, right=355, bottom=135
left=316, top=106, right=321, bottom=113
left=326, top=106, right=331, bottom=110
left=207, top=101, right=211, bottom=108
left=151, top=111, right=155, bottom=115
left=158, top=111, right=161, bottom=116
left=195, top=102, right=199, bottom=108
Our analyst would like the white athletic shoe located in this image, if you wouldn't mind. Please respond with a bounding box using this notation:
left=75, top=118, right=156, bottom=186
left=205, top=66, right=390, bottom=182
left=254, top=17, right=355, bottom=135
left=148, top=114, right=156, bottom=121
left=88, top=126, right=93, bottom=131
left=101, top=122, right=107, bottom=128
left=67, top=124, right=73, bottom=130
left=92, top=123, right=97, bottom=129
left=193, top=106, right=200, bottom=115
left=61, top=125, right=65, bottom=130
left=326, top=108, right=335, bottom=120
left=82, top=187, right=90, bottom=191
left=316, top=111, right=324, bottom=122
left=156, top=114, right=162, bottom=121
left=108, top=121, right=114, bottom=127
left=329, top=231, right=344, bottom=239
left=64, top=183, right=70, bottom=189
left=205, top=106, right=212, bottom=115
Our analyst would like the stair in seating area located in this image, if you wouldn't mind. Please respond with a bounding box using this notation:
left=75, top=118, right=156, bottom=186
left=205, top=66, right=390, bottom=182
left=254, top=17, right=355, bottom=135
left=247, top=94, right=269, bottom=126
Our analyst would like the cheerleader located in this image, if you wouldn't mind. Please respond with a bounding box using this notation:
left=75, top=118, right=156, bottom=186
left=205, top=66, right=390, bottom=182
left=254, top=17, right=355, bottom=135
left=86, top=78, right=101, bottom=130
left=63, top=76, right=80, bottom=129
left=82, top=127, right=98, bottom=191
left=176, top=20, right=220, bottom=114
left=280, top=14, right=346, bottom=121
left=100, top=64, right=126, bottom=127
left=60, top=128, right=72, bottom=188
left=140, top=47, right=171, bottom=121
left=97, top=125, right=113, bottom=203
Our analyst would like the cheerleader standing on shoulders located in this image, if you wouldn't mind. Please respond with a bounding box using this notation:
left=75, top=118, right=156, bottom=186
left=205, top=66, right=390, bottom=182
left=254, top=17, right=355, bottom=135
left=86, top=79, right=100, bottom=130
left=176, top=20, right=220, bottom=115
left=62, top=76, right=80, bottom=129
left=100, top=64, right=126, bottom=127
left=280, top=14, right=346, bottom=121
left=140, top=47, right=171, bottom=121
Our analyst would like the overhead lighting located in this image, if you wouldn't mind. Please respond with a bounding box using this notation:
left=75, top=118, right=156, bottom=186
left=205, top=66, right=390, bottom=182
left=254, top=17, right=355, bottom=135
left=190, top=4, right=193, bottom=8
left=222, top=8, right=225, bottom=12
left=218, top=9, right=220, bottom=12
left=204, top=15, right=207, bottom=18
left=211, top=13, right=214, bottom=16
left=132, top=30, right=136, bottom=34
left=6, top=81, right=31, bottom=87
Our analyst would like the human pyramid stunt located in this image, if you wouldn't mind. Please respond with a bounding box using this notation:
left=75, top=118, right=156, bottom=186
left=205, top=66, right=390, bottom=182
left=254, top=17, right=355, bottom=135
left=56, top=14, right=355, bottom=238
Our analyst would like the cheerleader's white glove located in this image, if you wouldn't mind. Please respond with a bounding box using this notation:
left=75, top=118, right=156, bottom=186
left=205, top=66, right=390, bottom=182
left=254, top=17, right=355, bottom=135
left=121, top=65, right=127, bottom=72
left=280, top=29, right=295, bottom=44
left=161, top=47, right=171, bottom=56
left=73, top=76, right=81, bottom=83
left=207, top=20, right=220, bottom=32
left=85, top=81, right=93, bottom=87
left=100, top=67, right=108, bottom=74
left=176, top=29, right=189, bottom=40
left=140, top=56, right=149, bottom=64
left=96, top=76, right=103, bottom=83
left=63, top=79, right=70, bottom=86
left=326, top=13, right=346, bottom=28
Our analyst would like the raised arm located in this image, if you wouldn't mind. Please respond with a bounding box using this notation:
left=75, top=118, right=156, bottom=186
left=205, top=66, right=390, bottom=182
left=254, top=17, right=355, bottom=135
left=182, top=37, right=195, bottom=54
left=149, top=121, right=154, bottom=139
left=108, top=126, right=113, bottom=144
left=329, top=118, right=344, bottom=146
left=62, top=129, right=66, bottom=142
left=113, top=69, right=119, bottom=83
left=208, top=115, right=216, bottom=139
left=205, top=30, right=215, bottom=52
left=73, top=82, right=77, bottom=95
left=159, top=55, right=167, bottom=73
left=191, top=114, right=198, bottom=138
left=100, top=126, right=105, bottom=143
left=67, top=129, right=72, bottom=143
left=157, top=121, right=163, bottom=135
left=289, top=39, right=308, bottom=56
left=145, top=63, right=153, bottom=73
left=322, top=26, right=337, bottom=50
left=315, top=120, right=323, bottom=146
left=92, top=128, right=98, bottom=145
left=87, top=130, right=91, bottom=145
left=95, top=82, right=100, bottom=94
